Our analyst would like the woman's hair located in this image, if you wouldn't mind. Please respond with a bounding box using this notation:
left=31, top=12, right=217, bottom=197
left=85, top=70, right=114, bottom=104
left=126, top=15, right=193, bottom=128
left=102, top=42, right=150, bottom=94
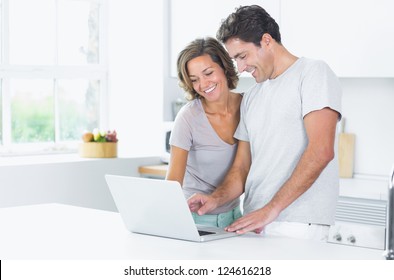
left=217, top=5, right=281, bottom=46
left=177, top=37, right=239, bottom=100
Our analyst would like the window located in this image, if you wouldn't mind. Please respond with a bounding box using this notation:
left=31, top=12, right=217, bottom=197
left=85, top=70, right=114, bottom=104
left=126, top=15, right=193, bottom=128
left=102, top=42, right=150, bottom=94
left=0, top=0, right=108, bottom=155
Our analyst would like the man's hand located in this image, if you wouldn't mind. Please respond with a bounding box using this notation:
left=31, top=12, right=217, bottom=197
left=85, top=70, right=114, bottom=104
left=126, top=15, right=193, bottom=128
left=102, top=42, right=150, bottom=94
left=187, top=193, right=218, bottom=215
left=225, top=205, right=280, bottom=234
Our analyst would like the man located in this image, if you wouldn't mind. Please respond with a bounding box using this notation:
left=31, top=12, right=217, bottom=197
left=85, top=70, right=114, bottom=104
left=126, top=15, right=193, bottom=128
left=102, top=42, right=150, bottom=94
left=188, top=5, right=342, bottom=240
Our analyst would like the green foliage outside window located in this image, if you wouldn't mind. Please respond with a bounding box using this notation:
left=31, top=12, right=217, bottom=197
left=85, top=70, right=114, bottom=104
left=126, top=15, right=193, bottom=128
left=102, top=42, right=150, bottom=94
left=11, top=96, right=54, bottom=143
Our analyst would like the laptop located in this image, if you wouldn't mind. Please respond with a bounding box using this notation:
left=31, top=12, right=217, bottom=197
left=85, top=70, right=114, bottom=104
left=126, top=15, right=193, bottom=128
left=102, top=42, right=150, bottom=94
left=105, top=174, right=239, bottom=242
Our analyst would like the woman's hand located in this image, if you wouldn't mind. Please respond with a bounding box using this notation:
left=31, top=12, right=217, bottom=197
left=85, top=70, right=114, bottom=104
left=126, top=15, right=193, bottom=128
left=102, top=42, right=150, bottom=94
left=187, top=193, right=218, bottom=215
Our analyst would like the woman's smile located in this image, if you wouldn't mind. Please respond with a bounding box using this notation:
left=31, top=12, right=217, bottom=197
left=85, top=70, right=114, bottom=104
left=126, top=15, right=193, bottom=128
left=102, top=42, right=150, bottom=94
left=204, top=84, right=217, bottom=94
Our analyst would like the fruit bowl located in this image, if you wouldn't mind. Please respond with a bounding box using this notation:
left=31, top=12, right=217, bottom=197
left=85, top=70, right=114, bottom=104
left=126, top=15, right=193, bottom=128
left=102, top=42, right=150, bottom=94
left=79, top=129, right=118, bottom=158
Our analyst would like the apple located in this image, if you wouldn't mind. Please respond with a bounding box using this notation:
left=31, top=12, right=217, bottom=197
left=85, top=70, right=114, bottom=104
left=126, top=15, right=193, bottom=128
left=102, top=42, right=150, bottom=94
left=82, top=132, right=94, bottom=142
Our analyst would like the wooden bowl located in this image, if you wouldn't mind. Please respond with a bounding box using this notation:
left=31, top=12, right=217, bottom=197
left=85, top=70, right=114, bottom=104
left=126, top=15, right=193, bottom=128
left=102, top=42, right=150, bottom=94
left=79, top=142, right=117, bottom=158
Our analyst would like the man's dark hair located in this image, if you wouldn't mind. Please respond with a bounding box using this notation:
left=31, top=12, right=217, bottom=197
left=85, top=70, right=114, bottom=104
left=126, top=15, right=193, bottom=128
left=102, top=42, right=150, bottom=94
left=217, top=5, right=281, bottom=46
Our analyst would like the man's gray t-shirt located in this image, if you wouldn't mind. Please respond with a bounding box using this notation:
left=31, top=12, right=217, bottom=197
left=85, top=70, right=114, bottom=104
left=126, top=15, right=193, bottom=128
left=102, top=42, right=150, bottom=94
left=235, top=57, right=342, bottom=225
left=170, top=98, right=240, bottom=215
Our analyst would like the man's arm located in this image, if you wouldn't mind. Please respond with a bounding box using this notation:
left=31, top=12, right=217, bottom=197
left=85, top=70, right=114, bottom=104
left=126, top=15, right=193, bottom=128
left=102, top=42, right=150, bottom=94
left=188, top=140, right=251, bottom=214
left=226, top=107, right=339, bottom=234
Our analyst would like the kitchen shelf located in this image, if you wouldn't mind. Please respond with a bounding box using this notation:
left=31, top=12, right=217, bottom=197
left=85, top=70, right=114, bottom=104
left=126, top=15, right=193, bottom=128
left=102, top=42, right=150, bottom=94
left=138, top=164, right=168, bottom=179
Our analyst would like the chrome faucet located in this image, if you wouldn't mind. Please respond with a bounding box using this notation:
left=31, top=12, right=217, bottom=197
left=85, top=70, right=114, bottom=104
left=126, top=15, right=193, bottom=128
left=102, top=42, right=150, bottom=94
left=385, top=166, right=394, bottom=260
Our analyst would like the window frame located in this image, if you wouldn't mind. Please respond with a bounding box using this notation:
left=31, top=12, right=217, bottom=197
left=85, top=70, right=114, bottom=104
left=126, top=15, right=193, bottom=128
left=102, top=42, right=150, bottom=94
left=0, top=0, right=109, bottom=155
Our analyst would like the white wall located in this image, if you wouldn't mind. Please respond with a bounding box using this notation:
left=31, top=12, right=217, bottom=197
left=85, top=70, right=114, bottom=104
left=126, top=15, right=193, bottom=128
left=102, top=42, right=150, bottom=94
left=340, top=78, right=394, bottom=176
left=108, top=0, right=165, bottom=157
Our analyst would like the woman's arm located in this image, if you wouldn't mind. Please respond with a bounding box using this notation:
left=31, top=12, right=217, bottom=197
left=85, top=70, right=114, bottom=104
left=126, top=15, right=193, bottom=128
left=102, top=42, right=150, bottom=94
left=165, top=145, right=189, bottom=186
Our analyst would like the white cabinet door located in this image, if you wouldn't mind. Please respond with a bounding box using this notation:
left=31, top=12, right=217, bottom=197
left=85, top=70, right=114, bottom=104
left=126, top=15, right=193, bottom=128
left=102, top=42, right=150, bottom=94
left=170, top=0, right=280, bottom=77
left=280, top=0, right=394, bottom=77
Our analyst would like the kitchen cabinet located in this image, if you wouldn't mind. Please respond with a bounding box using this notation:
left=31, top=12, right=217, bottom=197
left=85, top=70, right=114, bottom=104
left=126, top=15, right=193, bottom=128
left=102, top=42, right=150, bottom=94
left=280, top=0, right=394, bottom=77
left=170, top=0, right=281, bottom=77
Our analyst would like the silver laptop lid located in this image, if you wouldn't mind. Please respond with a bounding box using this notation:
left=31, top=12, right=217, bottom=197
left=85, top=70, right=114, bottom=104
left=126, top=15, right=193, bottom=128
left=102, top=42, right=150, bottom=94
left=105, top=174, right=202, bottom=241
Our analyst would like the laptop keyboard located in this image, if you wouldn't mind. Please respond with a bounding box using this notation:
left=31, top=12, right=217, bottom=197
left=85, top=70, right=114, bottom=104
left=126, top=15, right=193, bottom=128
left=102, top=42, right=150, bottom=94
left=198, top=230, right=215, bottom=236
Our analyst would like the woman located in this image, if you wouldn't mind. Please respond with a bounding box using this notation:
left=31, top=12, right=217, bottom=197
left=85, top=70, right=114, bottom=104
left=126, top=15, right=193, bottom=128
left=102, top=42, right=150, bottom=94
left=166, top=37, right=243, bottom=228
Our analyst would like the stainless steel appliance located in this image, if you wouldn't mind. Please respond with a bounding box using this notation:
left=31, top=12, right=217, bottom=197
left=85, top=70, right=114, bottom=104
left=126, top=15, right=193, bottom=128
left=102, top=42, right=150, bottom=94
left=328, top=196, right=386, bottom=250
left=385, top=166, right=394, bottom=260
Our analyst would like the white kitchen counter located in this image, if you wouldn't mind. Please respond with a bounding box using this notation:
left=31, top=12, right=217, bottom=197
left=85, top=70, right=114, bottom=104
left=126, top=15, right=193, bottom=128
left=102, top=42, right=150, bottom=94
left=0, top=203, right=386, bottom=260
left=340, top=176, right=388, bottom=200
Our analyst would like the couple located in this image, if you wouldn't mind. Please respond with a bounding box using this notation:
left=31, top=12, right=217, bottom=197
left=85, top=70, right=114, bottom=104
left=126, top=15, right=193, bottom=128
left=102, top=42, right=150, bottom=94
left=166, top=5, right=342, bottom=241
